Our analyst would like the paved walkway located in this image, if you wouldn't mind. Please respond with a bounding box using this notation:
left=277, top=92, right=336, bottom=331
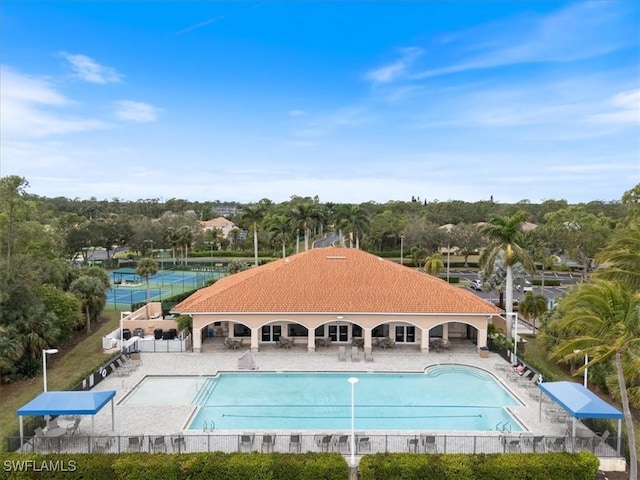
left=87, top=346, right=574, bottom=440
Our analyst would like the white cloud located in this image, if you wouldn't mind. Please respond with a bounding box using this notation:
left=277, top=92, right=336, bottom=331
left=411, top=2, right=637, bottom=79
left=588, top=89, right=640, bottom=125
left=365, top=47, right=422, bottom=84
left=114, top=100, right=161, bottom=122
left=288, top=109, right=306, bottom=117
left=0, top=65, right=108, bottom=138
left=60, top=52, right=123, bottom=84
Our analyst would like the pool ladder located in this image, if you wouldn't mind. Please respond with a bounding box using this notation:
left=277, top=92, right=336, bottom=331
left=202, top=420, right=216, bottom=432
left=496, top=421, right=511, bottom=433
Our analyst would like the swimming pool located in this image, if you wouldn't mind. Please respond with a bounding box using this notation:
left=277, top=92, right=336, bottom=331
left=122, top=366, right=523, bottom=431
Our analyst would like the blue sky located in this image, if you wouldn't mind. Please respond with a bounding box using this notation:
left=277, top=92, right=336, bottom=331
left=1, top=1, right=638, bottom=204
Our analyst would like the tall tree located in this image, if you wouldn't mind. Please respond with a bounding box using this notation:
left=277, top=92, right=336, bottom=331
left=480, top=211, right=535, bottom=340
left=69, top=276, right=107, bottom=333
left=595, top=224, right=640, bottom=292
left=423, top=252, right=445, bottom=276
left=335, top=205, right=370, bottom=249
left=519, top=292, right=548, bottom=335
left=242, top=204, right=265, bottom=267
left=292, top=203, right=321, bottom=251
left=136, top=257, right=159, bottom=318
left=549, top=281, right=638, bottom=480
left=0, top=175, right=29, bottom=265
left=267, top=215, right=291, bottom=258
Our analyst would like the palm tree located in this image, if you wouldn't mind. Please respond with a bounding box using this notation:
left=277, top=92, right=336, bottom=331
left=480, top=211, right=535, bottom=340
left=335, top=205, right=370, bottom=249
left=424, top=252, right=445, bottom=276
left=519, top=292, right=548, bottom=335
left=242, top=205, right=265, bottom=267
left=549, top=281, right=638, bottom=479
left=410, top=246, right=427, bottom=268
left=136, top=257, right=158, bottom=318
left=69, top=276, right=107, bottom=332
left=595, top=224, right=640, bottom=292
left=165, top=227, right=180, bottom=265
left=177, top=226, right=193, bottom=264
left=292, top=203, right=320, bottom=251
left=268, top=215, right=291, bottom=258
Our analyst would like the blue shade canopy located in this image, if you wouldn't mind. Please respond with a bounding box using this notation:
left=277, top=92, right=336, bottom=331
left=17, top=391, right=116, bottom=417
left=538, top=381, right=623, bottom=419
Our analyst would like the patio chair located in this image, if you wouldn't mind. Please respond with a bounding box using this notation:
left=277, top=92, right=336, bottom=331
left=127, top=436, right=143, bottom=452
left=239, top=433, right=254, bottom=452
left=407, top=436, right=420, bottom=453
left=152, top=436, right=167, bottom=453
left=421, top=434, right=437, bottom=453
left=289, top=434, right=301, bottom=453
left=278, top=337, right=293, bottom=349
left=338, top=346, right=347, bottom=362
left=532, top=436, right=545, bottom=453
left=93, top=437, right=112, bottom=453
left=261, top=434, right=274, bottom=453
left=547, top=437, right=566, bottom=452
left=172, top=434, right=186, bottom=453
left=319, top=435, right=333, bottom=452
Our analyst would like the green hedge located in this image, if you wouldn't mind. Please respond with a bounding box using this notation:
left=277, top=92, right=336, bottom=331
left=532, top=278, right=562, bottom=287
left=359, top=452, right=599, bottom=480
left=0, top=452, right=349, bottom=480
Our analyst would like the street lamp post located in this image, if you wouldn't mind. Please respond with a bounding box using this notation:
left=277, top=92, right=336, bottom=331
left=400, top=235, right=404, bottom=266
left=348, top=377, right=359, bottom=467
left=574, top=350, right=588, bottom=388
left=42, top=348, right=58, bottom=392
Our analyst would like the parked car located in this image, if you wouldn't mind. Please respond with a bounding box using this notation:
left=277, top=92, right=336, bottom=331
left=470, top=279, right=483, bottom=291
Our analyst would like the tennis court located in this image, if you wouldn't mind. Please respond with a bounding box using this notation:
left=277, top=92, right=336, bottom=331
left=106, top=269, right=223, bottom=309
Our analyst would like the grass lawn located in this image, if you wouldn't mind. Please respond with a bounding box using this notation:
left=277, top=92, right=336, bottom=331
left=0, top=311, right=120, bottom=450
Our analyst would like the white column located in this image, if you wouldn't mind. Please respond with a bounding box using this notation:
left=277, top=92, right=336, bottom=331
left=421, top=328, right=430, bottom=353
left=193, top=326, right=202, bottom=353
left=442, top=323, right=449, bottom=341
left=308, top=328, right=316, bottom=352
left=363, top=328, right=372, bottom=350
left=251, top=327, right=260, bottom=352
left=477, top=328, right=487, bottom=351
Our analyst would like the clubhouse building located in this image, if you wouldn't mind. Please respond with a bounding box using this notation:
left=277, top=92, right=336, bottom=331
left=173, top=247, right=503, bottom=353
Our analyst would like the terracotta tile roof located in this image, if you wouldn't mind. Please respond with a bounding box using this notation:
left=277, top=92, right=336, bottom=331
left=174, top=248, right=502, bottom=315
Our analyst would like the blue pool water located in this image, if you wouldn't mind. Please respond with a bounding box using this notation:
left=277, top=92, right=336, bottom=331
left=187, top=366, right=522, bottom=431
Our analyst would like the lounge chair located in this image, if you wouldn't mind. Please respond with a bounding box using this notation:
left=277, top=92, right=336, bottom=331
left=261, top=434, right=274, bottom=453
left=239, top=433, right=254, bottom=451
left=152, top=436, right=167, bottom=453
left=278, top=337, right=293, bottom=349
left=289, top=434, right=301, bottom=453
left=351, top=346, right=360, bottom=362
left=335, top=435, right=349, bottom=452
left=338, top=346, right=347, bottom=362
left=357, top=436, right=370, bottom=453
left=592, top=430, right=610, bottom=452
left=66, top=418, right=81, bottom=436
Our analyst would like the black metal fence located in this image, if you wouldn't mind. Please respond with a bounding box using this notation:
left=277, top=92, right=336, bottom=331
left=9, top=433, right=622, bottom=458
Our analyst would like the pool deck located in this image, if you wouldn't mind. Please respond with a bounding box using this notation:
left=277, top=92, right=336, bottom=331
left=89, top=346, right=574, bottom=440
